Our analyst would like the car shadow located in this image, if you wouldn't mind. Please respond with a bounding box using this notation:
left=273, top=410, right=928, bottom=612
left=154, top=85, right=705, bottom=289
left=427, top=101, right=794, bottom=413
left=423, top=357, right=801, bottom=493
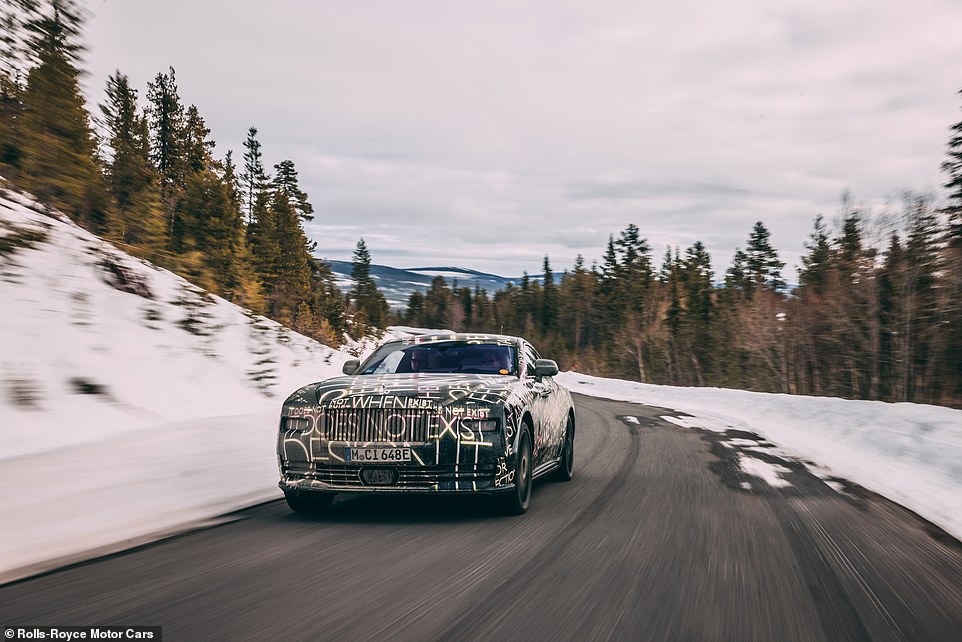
left=277, top=488, right=544, bottom=525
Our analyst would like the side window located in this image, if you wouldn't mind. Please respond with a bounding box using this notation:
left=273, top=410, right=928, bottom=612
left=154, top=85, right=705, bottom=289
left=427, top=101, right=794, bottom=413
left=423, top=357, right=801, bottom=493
left=521, top=342, right=539, bottom=378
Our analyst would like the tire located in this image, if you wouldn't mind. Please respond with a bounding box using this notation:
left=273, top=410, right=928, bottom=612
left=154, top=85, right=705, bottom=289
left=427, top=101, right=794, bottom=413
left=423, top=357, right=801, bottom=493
left=552, top=415, right=574, bottom=482
left=500, top=428, right=532, bottom=515
left=284, top=491, right=334, bottom=514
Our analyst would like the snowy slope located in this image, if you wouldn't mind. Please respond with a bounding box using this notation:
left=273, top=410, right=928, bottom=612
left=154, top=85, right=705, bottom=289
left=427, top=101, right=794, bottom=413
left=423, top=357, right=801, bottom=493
left=0, top=187, right=353, bottom=457
left=0, top=187, right=366, bottom=581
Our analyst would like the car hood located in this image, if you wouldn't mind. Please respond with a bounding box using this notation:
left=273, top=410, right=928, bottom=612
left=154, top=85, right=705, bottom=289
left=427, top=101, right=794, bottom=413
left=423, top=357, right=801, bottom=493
left=296, top=373, right=521, bottom=409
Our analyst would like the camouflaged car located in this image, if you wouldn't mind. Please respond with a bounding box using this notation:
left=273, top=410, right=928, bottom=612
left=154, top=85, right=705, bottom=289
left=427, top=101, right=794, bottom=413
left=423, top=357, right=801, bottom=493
left=277, top=333, right=575, bottom=514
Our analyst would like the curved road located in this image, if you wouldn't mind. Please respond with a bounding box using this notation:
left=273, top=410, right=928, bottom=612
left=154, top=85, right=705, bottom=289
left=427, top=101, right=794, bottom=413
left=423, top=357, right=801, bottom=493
left=2, top=394, right=961, bottom=640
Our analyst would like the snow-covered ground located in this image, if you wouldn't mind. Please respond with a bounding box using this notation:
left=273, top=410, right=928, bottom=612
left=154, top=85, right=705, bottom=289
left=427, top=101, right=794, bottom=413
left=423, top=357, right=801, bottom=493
left=2, top=186, right=960, bottom=584
left=0, top=188, right=369, bottom=582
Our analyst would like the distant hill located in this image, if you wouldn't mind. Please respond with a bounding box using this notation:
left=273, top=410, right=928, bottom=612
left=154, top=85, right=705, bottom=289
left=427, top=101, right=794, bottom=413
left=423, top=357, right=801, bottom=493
left=324, top=260, right=540, bottom=308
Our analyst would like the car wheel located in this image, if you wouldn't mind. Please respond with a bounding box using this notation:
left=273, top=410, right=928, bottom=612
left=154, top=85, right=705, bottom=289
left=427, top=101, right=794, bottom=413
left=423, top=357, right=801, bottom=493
left=553, top=415, right=574, bottom=482
left=501, top=428, right=532, bottom=515
left=284, top=491, right=334, bottom=514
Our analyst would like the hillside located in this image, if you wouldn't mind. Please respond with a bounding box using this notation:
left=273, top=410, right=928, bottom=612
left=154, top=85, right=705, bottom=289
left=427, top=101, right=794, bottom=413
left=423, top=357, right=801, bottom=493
left=0, top=187, right=358, bottom=458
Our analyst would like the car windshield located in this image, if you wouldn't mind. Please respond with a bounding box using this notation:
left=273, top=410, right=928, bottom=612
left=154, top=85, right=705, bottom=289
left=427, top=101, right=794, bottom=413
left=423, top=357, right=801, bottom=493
left=360, top=341, right=517, bottom=376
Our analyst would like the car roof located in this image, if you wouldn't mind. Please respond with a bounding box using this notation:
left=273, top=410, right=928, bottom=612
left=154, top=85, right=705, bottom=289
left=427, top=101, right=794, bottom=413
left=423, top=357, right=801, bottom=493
left=385, top=332, right=522, bottom=347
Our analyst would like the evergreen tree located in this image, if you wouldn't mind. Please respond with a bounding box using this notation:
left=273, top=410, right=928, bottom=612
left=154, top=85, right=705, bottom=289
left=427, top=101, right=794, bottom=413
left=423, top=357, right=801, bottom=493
left=146, top=67, right=184, bottom=242
left=99, top=70, right=165, bottom=250
left=17, top=0, right=108, bottom=229
left=939, top=90, right=962, bottom=398
left=146, top=67, right=183, bottom=187
left=540, top=255, right=558, bottom=332
left=349, top=238, right=388, bottom=332
left=0, top=1, right=40, bottom=173
left=272, top=159, right=314, bottom=223
left=241, top=126, right=269, bottom=225
left=268, top=189, right=314, bottom=323
left=744, top=221, right=785, bottom=292
left=799, top=214, right=831, bottom=291
left=942, top=88, right=962, bottom=247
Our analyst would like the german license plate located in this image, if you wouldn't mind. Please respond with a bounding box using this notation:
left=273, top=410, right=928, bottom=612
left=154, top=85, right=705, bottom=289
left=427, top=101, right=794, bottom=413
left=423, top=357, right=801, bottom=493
left=348, top=447, right=411, bottom=463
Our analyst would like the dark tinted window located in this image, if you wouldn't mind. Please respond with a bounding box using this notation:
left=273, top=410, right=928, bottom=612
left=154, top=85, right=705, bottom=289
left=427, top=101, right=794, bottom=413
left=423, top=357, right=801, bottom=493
left=360, top=341, right=517, bottom=375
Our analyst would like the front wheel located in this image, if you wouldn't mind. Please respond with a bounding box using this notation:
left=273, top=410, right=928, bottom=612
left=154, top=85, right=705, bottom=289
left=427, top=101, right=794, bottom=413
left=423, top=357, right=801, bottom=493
left=552, top=416, right=574, bottom=482
left=284, top=491, right=334, bottom=514
left=500, top=429, right=532, bottom=515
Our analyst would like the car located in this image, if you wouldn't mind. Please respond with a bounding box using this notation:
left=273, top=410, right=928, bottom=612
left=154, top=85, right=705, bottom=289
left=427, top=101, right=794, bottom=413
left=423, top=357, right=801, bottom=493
left=277, top=332, right=575, bottom=515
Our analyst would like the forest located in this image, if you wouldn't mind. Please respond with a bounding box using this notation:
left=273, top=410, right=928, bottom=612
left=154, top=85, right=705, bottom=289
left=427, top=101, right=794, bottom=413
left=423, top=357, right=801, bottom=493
left=2, top=1, right=961, bottom=407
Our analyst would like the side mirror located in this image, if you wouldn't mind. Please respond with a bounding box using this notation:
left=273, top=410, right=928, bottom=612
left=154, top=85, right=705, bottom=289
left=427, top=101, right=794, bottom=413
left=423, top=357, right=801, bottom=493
left=534, top=359, right=559, bottom=378
left=342, top=358, right=360, bottom=375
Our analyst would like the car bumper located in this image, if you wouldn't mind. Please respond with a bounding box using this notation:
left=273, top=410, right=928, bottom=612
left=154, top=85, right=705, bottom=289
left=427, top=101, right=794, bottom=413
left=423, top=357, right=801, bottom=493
left=279, top=461, right=513, bottom=495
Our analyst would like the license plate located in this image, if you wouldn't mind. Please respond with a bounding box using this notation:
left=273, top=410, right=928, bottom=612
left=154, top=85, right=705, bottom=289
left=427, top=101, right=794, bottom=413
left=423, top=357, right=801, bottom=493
left=348, top=447, right=412, bottom=463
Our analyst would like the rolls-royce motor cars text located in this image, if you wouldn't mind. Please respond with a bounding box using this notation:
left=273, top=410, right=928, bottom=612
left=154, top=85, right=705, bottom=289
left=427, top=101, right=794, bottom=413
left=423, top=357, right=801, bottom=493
left=277, top=333, right=575, bottom=514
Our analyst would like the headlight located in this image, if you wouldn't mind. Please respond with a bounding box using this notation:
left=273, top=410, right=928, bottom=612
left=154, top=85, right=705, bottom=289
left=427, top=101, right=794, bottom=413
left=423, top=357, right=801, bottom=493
left=283, top=417, right=311, bottom=432
left=462, top=419, right=498, bottom=432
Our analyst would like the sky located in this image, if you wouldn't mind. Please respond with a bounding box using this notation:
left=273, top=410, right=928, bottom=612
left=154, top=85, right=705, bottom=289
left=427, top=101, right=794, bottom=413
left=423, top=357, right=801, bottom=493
left=77, top=0, right=962, bottom=279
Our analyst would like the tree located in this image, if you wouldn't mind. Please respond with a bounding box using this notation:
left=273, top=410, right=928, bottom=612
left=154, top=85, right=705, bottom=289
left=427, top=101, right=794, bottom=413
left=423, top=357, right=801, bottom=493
left=744, top=221, right=785, bottom=293
left=0, top=0, right=41, bottom=174
left=146, top=67, right=183, bottom=187
left=146, top=67, right=184, bottom=241
left=940, top=89, right=962, bottom=400
left=99, top=70, right=165, bottom=251
left=16, top=0, right=108, bottom=229
left=540, top=255, right=558, bottom=332
left=272, top=159, right=314, bottom=223
left=267, top=189, right=314, bottom=323
left=798, top=214, right=831, bottom=292
left=942, top=88, right=962, bottom=247
left=241, top=126, right=269, bottom=225
left=349, top=238, right=388, bottom=333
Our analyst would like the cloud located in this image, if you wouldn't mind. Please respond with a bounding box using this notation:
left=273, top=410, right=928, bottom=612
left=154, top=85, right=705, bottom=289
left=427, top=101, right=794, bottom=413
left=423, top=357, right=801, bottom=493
left=80, top=0, right=962, bottom=279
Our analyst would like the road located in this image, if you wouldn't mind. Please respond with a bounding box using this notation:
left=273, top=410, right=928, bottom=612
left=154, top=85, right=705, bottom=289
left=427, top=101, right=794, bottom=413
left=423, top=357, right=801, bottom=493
left=2, top=393, right=961, bottom=641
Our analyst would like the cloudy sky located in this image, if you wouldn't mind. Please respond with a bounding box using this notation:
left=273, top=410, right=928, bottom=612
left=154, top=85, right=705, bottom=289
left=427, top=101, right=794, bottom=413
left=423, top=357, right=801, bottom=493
left=79, top=0, right=962, bottom=278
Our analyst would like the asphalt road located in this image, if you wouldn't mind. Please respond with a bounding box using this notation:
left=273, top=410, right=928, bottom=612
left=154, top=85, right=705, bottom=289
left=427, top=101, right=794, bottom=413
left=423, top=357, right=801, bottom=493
left=2, top=393, right=961, bottom=641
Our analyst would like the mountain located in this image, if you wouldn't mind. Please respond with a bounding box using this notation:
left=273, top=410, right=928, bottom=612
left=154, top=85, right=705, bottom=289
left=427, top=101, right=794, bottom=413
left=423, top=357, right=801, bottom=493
left=323, top=260, right=539, bottom=308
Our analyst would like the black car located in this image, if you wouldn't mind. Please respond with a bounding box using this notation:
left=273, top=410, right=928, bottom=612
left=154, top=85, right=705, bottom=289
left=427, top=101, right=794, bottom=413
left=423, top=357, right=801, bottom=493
left=277, top=333, right=575, bottom=514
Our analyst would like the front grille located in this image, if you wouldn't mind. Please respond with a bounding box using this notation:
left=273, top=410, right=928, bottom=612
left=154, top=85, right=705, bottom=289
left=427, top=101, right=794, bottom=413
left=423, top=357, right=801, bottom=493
left=284, top=463, right=496, bottom=489
left=325, top=408, right=434, bottom=443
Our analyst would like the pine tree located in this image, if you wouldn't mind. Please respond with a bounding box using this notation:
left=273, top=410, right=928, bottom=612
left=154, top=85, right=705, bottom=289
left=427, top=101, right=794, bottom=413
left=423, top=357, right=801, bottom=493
left=99, top=70, right=165, bottom=251
left=17, top=0, right=107, bottom=229
left=241, top=126, right=269, bottom=225
left=146, top=67, right=184, bottom=243
left=0, top=1, right=39, bottom=174
left=942, top=88, right=962, bottom=247
left=799, top=214, right=831, bottom=291
left=744, top=221, right=785, bottom=293
left=146, top=67, right=183, bottom=186
left=272, top=159, right=314, bottom=223
left=540, top=255, right=558, bottom=332
left=349, top=238, right=388, bottom=333
left=939, top=89, right=962, bottom=400
left=268, top=189, right=314, bottom=324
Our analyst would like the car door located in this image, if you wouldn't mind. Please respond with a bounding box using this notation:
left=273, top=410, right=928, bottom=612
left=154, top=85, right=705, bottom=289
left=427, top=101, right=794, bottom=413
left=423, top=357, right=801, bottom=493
left=521, top=341, right=557, bottom=466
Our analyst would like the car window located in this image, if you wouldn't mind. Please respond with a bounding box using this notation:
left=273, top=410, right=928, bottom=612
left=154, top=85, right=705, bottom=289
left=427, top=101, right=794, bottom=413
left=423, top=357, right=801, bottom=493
left=360, top=341, right=517, bottom=375
left=521, top=342, right=539, bottom=377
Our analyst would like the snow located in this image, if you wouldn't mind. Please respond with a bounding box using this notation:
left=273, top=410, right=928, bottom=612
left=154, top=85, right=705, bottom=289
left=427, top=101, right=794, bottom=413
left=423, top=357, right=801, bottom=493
left=737, top=454, right=793, bottom=488
left=558, top=371, right=962, bottom=542
left=2, top=185, right=960, bottom=583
